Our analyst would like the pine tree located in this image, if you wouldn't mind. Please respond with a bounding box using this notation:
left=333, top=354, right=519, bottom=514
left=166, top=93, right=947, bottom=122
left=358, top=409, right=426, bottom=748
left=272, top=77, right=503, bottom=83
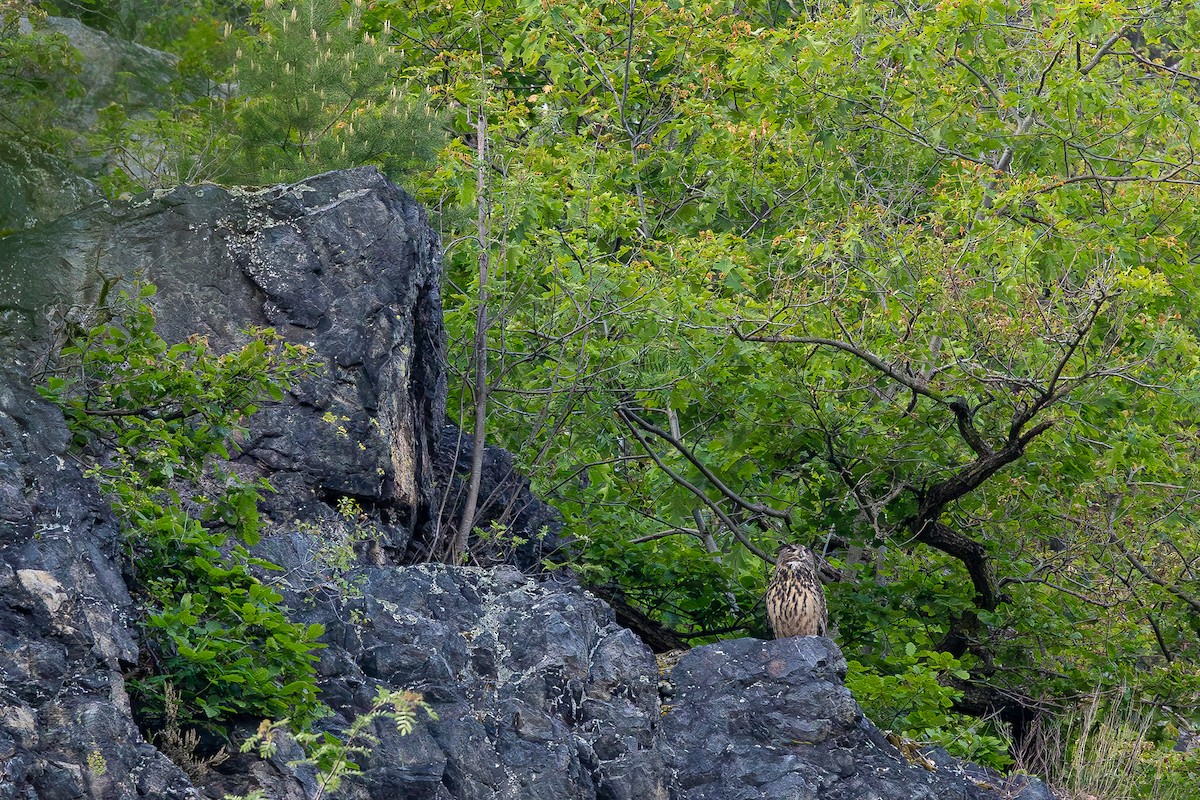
left=233, top=0, right=441, bottom=183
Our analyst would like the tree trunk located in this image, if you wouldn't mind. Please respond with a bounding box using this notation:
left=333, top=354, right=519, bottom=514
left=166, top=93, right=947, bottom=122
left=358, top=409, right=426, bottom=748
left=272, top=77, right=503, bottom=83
left=452, top=108, right=490, bottom=562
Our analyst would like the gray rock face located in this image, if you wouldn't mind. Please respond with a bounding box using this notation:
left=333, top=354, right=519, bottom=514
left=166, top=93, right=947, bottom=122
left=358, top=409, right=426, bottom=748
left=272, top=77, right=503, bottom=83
left=0, top=167, right=449, bottom=562
left=0, top=141, right=104, bottom=232
left=228, top=562, right=666, bottom=800
left=0, top=377, right=198, bottom=799
left=37, top=15, right=184, bottom=131
left=3, top=14, right=202, bottom=221
left=661, top=637, right=1029, bottom=800
left=0, top=168, right=1056, bottom=800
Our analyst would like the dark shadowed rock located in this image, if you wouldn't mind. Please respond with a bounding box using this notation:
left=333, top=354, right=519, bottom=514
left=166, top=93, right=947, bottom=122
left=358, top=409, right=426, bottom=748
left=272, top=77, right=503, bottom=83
left=434, top=423, right=570, bottom=572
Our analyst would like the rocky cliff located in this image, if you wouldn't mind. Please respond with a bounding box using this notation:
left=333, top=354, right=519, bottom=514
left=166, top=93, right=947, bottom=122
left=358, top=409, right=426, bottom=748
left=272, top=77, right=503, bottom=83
left=0, top=168, right=1052, bottom=800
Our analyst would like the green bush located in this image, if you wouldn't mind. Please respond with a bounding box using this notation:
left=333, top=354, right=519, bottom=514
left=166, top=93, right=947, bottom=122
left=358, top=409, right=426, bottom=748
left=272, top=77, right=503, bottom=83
left=0, top=1, right=80, bottom=148
left=847, top=644, right=1012, bottom=771
left=243, top=687, right=438, bottom=800
left=39, top=284, right=326, bottom=732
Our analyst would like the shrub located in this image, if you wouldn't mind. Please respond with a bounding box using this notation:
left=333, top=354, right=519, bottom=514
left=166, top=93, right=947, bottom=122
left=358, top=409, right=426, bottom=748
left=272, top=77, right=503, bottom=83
left=39, top=284, right=326, bottom=732
left=846, top=644, right=1012, bottom=771
left=242, top=687, right=438, bottom=800
left=1018, top=692, right=1200, bottom=800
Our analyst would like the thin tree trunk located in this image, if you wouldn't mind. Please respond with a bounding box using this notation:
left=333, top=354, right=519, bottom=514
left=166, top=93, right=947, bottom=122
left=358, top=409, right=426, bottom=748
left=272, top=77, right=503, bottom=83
left=453, top=108, right=489, bottom=562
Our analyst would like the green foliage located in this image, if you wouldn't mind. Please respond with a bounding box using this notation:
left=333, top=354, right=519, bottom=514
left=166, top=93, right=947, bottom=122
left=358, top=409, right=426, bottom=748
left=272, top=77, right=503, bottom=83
left=87, top=0, right=446, bottom=192
left=91, top=95, right=236, bottom=195
left=1143, top=748, right=1200, bottom=800
left=230, top=0, right=442, bottom=184
left=0, top=1, right=80, bottom=146
left=377, top=0, right=1200, bottom=762
left=39, top=285, right=326, bottom=732
left=42, top=0, right=146, bottom=38
left=291, top=495, right=380, bottom=601
left=847, top=646, right=1011, bottom=770
left=81, top=1, right=241, bottom=194
left=242, top=687, right=437, bottom=799
left=11, top=0, right=1200, bottom=782
left=42, top=0, right=246, bottom=45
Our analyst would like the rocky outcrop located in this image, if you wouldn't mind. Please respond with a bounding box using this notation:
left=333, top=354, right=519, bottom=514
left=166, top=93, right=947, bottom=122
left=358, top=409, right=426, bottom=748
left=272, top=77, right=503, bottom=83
left=0, top=379, right=197, bottom=799
left=1, top=167, right=449, bottom=562
left=0, top=141, right=104, bottom=233
left=662, top=637, right=1050, bottom=800
left=218, top=560, right=666, bottom=800
left=0, top=169, right=1055, bottom=799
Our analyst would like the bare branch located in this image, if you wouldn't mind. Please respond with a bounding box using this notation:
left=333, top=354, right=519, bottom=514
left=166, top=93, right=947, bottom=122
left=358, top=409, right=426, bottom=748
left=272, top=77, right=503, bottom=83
left=1001, top=576, right=1118, bottom=608
left=615, top=407, right=773, bottom=562
left=1035, top=163, right=1200, bottom=193
left=1079, top=26, right=1132, bottom=76
left=1113, top=537, right=1200, bottom=615
left=629, top=527, right=704, bottom=545
left=618, top=405, right=791, bottom=523
left=733, top=329, right=947, bottom=405
left=1112, top=47, right=1200, bottom=82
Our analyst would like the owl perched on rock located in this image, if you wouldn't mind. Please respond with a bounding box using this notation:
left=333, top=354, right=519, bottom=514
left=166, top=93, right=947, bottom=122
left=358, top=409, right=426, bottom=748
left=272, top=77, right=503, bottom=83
left=766, top=544, right=828, bottom=638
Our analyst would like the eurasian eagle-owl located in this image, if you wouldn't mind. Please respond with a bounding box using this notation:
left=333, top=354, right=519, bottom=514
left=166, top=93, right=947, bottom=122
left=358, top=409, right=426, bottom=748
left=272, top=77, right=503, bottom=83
left=766, top=544, right=828, bottom=638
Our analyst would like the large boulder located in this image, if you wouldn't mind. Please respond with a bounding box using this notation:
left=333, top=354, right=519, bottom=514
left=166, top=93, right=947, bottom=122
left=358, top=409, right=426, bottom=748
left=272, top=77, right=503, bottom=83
left=1, top=167, right=450, bottom=561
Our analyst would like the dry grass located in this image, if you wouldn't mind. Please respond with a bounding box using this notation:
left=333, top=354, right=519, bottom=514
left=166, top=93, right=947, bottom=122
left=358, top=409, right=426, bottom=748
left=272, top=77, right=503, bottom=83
left=1015, top=692, right=1192, bottom=800
left=155, top=683, right=230, bottom=781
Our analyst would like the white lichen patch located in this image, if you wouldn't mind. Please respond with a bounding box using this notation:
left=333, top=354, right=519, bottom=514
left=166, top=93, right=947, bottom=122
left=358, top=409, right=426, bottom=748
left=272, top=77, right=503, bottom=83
left=286, top=182, right=317, bottom=199
left=306, top=187, right=373, bottom=216
left=224, top=185, right=277, bottom=198
left=466, top=573, right=543, bottom=686
left=373, top=597, right=425, bottom=626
